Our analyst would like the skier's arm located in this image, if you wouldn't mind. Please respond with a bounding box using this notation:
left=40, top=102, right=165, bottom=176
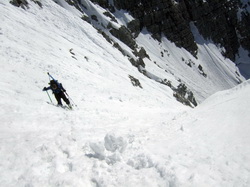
left=42, top=86, right=51, bottom=91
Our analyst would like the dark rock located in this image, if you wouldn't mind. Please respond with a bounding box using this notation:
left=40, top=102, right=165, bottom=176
left=98, top=30, right=113, bottom=44
left=129, top=57, right=145, bottom=68
left=81, top=15, right=91, bottom=23
left=113, top=42, right=126, bottom=56
left=91, top=15, right=98, bottom=22
left=77, top=0, right=249, bottom=63
left=173, top=83, right=197, bottom=107
left=128, top=75, right=143, bottom=88
left=91, top=0, right=115, bottom=12
left=127, top=19, right=141, bottom=37
left=111, top=0, right=198, bottom=57
left=133, top=47, right=150, bottom=59
left=10, top=0, right=29, bottom=9
left=103, top=11, right=118, bottom=23
left=110, top=26, right=137, bottom=50
left=182, top=0, right=249, bottom=61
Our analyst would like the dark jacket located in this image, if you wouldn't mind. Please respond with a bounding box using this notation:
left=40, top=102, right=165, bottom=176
left=43, top=80, right=65, bottom=94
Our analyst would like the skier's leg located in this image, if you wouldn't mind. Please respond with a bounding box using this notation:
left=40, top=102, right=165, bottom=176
left=61, top=92, right=70, bottom=105
left=55, top=93, right=62, bottom=106
left=61, top=92, right=72, bottom=109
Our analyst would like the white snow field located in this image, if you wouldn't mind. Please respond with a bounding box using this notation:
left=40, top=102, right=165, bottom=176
left=0, top=0, right=249, bottom=186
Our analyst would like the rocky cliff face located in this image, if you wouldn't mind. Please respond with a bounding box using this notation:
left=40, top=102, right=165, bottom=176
left=93, top=0, right=198, bottom=57
left=180, top=0, right=250, bottom=61
left=92, top=0, right=250, bottom=62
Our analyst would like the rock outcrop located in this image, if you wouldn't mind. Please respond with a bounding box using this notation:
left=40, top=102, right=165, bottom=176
left=180, top=0, right=249, bottom=61
left=100, top=0, right=199, bottom=57
left=91, top=0, right=250, bottom=62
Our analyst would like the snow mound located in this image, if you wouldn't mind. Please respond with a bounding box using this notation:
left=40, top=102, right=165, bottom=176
left=104, top=133, right=127, bottom=153
left=84, top=132, right=180, bottom=186
left=87, top=133, right=127, bottom=165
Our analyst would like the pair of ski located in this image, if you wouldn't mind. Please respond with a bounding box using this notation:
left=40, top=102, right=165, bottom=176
left=46, top=102, right=73, bottom=110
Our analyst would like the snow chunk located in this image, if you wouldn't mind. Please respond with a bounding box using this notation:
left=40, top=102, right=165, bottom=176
left=87, top=133, right=128, bottom=165
left=104, top=133, right=127, bottom=153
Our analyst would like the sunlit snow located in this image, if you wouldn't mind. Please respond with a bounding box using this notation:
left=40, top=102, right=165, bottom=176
left=0, top=0, right=249, bottom=186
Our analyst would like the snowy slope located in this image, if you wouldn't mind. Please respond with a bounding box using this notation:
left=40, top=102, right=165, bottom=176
left=0, top=0, right=250, bottom=187
left=136, top=25, right=242, bottom=102
left=149, top=79, right=250, bottom=186
left=52, top=0, right=243, bottom=103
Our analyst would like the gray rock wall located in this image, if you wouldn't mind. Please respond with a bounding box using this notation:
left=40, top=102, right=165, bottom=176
left=113, top=0, right=198, bottom=57
left=181, top=0, right=245, bottom=61
left=91, top=0, right=250, bottom=62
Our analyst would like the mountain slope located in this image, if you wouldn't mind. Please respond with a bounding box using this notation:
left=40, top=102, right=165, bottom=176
left=0, top=0, right=250, bottom=187
left=149, top=79, right=250, bottom=186
left=42, top=0, right=243, bottom=103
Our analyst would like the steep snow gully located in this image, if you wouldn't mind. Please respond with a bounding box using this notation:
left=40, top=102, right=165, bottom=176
left=0, top=0, right=250, bottom=187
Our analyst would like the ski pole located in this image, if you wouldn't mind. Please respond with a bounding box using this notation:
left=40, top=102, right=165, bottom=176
left=46, top=90, right=53, bottom=103
left=67, top=93, right=77, bottom=107
left=65, top=92, right=77, bottom=107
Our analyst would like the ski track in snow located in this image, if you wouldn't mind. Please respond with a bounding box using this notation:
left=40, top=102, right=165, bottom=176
left=0, top=0, right=250, bottom=187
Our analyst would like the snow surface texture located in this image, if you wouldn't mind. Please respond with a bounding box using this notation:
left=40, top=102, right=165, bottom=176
left=0, top=0, right=249, bottom=186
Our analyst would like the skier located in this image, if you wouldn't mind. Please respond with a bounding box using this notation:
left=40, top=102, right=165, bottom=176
left=43, top=79, right=72, bottom=109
